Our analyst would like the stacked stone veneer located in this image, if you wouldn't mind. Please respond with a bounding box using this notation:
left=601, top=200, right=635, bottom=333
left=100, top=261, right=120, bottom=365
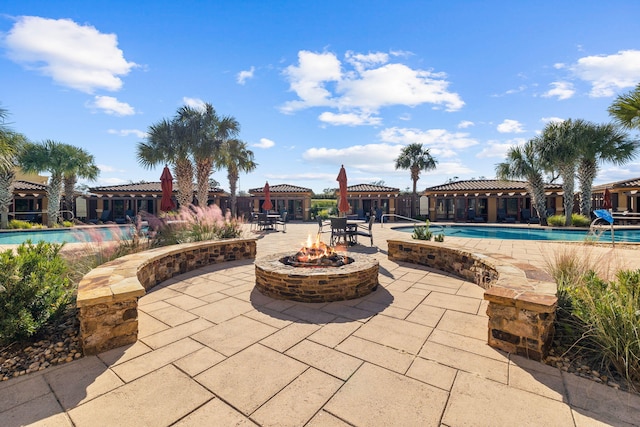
left=255, top=253, right=379, bottom=303
left=387, top=239, right=557, bottom=361
left=77, top=238, right=256, bottom=355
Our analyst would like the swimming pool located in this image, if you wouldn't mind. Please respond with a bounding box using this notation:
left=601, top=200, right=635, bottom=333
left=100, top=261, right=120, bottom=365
left=394, top=224, right=640, bottom=242
left=0, top=225, right=137, bottom=245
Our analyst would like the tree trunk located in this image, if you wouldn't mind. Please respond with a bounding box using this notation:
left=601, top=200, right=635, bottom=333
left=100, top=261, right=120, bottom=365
left=195, top=160, right=213, bottom=207
left=526, top=173, right=548, bottom=225
left=0, top=170, right=15, bottom=229
left=174, top=159, right=194, bottom=209
left=558, top=164, right=575, bottom=226
left=577, top=158, right=597, bottom=216
left=63, top=175, right=76, bottom=220
left=228, top=170, right=238, bottom=217
left=47, top=175, right=62, bottom=227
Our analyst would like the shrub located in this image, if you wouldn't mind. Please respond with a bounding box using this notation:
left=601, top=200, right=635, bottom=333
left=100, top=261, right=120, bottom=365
left=571, top=214, right=591, bottom=227
left=434, top=233, right=445, bottom=242
left=0, top=241, right=73, bottom=344
left=412, top=220, right=433, bottom=241
left=151, top=204, right=243, bottom=245
left=8, top=219, right=32, bottom=229
left=547, top=247, right=640, bottom=390
left=62, top=220, right=74, bottom=228
left=546, top=215, right=566, bottom=226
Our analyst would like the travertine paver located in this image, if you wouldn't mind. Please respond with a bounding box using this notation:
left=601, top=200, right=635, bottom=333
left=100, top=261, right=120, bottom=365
left=1, top=222, right=639, bottom=426
left=325, top=362, right=449, bottom=426
left=442, top=371, right=575, bottom=426
left=68, top=365, right=213, bottom=427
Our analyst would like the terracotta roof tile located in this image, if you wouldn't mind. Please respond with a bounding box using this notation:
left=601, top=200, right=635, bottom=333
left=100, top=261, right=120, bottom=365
left=90, top=182, right=224, bottom=193
left=346, top=184, right=400, bottom=193
left=248, top=184, right=312, bottom=194
left=13, top=180, right=47, bottom=191
left=593, top=177, right=640, bottom=191
left=424, top=179, right=562, bottom=192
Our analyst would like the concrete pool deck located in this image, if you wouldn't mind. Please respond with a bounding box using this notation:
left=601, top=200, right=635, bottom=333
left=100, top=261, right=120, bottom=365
left=1, top=222, right=639, bottom=426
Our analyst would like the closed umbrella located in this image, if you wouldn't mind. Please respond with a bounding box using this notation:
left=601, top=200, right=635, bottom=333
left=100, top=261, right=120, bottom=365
left=603, top=188, right=612, bottom=210
left=262, top=182, right=273, bottom=212
left=337, top=165, right=350, bottom=215
left=160, top=166, right=175, bottom=212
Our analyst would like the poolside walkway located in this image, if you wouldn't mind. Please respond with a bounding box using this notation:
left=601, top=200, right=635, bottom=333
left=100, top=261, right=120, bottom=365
left=1, top=222, right=639, bottom=426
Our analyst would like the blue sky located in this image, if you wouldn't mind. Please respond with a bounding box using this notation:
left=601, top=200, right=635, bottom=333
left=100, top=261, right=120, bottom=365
left=1, top=1, right=640, bottom=194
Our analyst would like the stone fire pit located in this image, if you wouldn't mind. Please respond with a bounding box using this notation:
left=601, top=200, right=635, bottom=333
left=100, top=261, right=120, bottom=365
left=255, top=252, right=379, bottom=303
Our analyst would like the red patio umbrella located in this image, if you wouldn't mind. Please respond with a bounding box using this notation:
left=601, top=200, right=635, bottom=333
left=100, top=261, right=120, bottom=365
left=262, top=182, right=273, bottom=212
left=603, top=188, right=612, bottom=210
left=160, top=166, right=175, bottom=212
left=337, top=165, right=350, bottom=216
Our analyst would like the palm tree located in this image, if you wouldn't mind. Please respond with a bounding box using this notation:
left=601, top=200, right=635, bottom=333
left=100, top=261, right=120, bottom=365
left=19, top=140, right=77, bottom=227
left=608, top=83, right=640, bottom=130
left=61, top=145, right=100, bottom=220
left=0, top=108, right=27, bottom=228
left=177, top=103, right=240, bottom=207
left=539, top=119, right=580, bottom=225
left=394, top=143, right=437, bottom=218
left=575, top=122, right=637, bottom=216
left=137, top=118, right=194, bottom=208
left=216, top=138, right=257, bottom=216
left=495, top=138, right=549, bottom=224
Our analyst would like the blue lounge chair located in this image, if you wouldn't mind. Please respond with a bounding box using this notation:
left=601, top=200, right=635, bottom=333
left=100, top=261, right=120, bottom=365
left=521, top=209, right=540, bottom=224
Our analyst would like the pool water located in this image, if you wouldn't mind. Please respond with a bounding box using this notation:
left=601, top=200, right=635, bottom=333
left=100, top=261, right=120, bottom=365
left=395, top=224, right=640, bottom=243
left=0, top=225, right=137, bottom=245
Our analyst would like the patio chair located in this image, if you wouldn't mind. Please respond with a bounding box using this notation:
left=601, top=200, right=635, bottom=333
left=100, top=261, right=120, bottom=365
left=275, top=211, right=287, bottom=232
left=497, top=209, right=516, bottom=223
left=356, top=208, right=366, bottom=220
left=330, top=217, right=350, bottom=246
left=257, top=213, right=272, bottom=230
left=248, top=212, right=260, bottom=231
left=89, top=209, right=111, bottom=224
left=355, top=215, right=375, bottom=246
left=521, top=208, right=540, bottom=224
left=467, top=209, right=484, bottom=223
left=317, top=216, right=330, bottom=235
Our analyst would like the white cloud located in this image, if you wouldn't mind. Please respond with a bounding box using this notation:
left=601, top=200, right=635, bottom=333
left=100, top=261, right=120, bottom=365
left=4, top=16, right=137, bottom=93
left=182, top=97, right=206, bottom=110
left=96, top=177, right=128, bottom=186
left=253, top=138, right=275, bottom=149
left=378, top=127, right=478, bottom=158
left=281, top=50, right=464, bottom=123
left=318, top=111, right=382, bottom=126
left=237, top=66, right=255, bottom=85
left=303, top=143, right=404, bottom=173
left=476, top=138, right=526, bottom=159
left=497, top=119, right=525, bottom=133
left=458, top=120, right=474, bottom=129
left=87, top=96, right=135, bottom=116
left=542, top=81, right=575, bottom=100
left=107, top=128, right=147, bottom=138
left=540, top=117, right=564, bottom=124
left=568, top=50, right=640, bottom=97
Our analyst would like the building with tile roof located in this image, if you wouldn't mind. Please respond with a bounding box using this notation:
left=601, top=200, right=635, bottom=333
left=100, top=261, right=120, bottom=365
left=335, top=184, right=402, bottom=220
left=592, top=177, right=640, bottom=213
left=423, top=179, right=565, bottom=223
left=248, top=184, right=313, bottom=220
left=86, top=182, right=228, bottom=223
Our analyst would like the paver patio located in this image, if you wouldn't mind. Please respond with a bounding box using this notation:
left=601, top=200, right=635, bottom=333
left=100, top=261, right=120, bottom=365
left=1, top=222, right=639, bottom=426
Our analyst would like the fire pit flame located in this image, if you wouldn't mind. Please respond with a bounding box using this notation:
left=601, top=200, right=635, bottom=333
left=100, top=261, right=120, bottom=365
left=281, top=234, right=353, bottom=267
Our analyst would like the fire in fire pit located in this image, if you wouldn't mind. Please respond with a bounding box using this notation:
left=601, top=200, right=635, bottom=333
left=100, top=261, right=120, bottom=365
left=281, top=234, right=353, bottom=267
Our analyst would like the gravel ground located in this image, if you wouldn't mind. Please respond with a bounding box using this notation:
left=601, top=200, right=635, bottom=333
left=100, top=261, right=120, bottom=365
left=0, top=307, right=82, bottom=381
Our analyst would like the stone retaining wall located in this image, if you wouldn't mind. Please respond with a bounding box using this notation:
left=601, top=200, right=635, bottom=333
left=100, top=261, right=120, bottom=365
left=76, top=239, right=257, bottom=355
left=387, top=239, right=557, bottom=361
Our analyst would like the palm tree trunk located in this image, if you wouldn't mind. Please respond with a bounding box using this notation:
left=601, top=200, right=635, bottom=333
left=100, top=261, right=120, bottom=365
left=195, top=160, right=213, bottom=207
left=577, top=158, right=597, bottom=216
left=0, top=170, right=15, bottom=229
left=47, top=174, right=62, bottom=227
left=527, top=174, right=548, bottom=224
left=558, top=165, right=575, bottom=225
left=63, top=175, right=77, bottom=220
left=228, top=170, right=238, bottom=217
left=174, top=159, right=194, bottom=208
